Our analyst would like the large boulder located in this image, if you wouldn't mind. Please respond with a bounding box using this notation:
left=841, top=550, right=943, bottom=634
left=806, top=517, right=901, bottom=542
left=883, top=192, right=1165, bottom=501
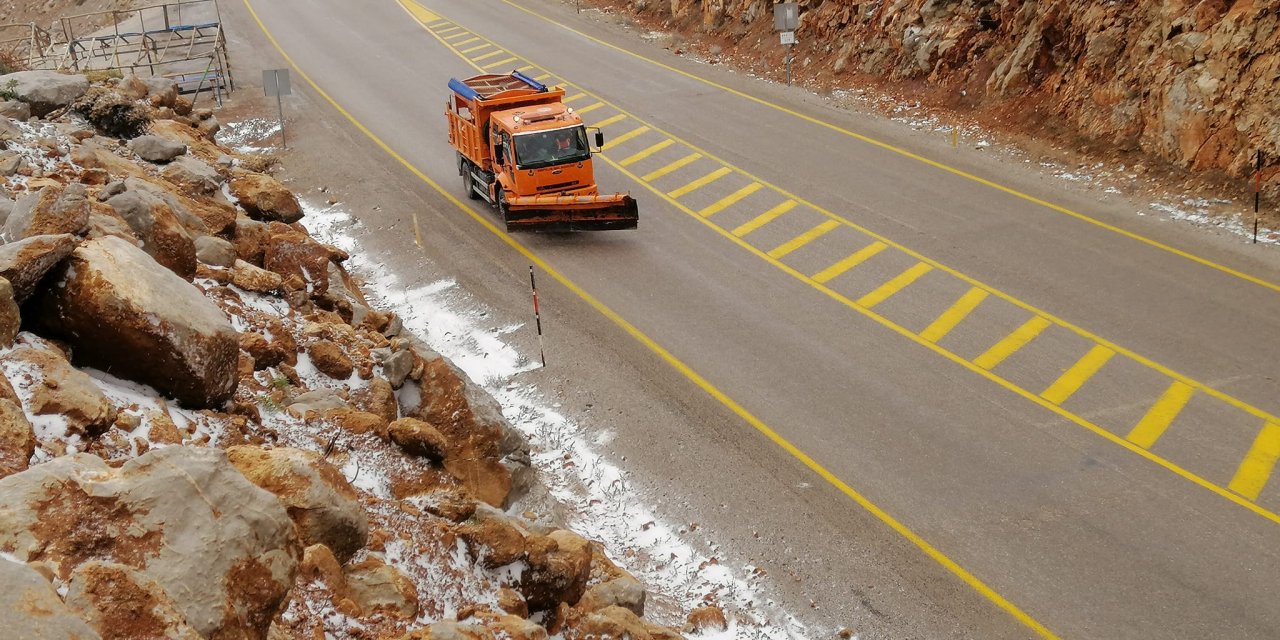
left=64, top=561, right=203, bottom=640
left=230, top=173, right=302, bottom=223
left=0, top=447, right=300, bottom=639
left=0, top=233, right=77, bottom=303
left=521, top=530, right=593, bottom=611
left=105, top=188, right=197, bottom=280
left=0, top=342, right=116, bottom=438
left=0, top=557, right=101, bottom=640
left=226, top=446, right=369, bottom=563
left=195, top=235, right=236, bottom=268
left=29, top=236, right=239, bottom=408
left=128, top=135, right=186, bottom=163
left=263, top=223, right=334, bottom=295
left=0, top=277, right=16, bottom=346
left=0, top=184, right=90, bottom=242
left=0, top=71, right=90, bottom=117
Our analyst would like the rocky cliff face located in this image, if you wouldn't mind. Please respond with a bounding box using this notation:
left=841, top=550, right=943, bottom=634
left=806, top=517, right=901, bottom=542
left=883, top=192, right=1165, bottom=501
left=642, top=0, right=1279, bottom=194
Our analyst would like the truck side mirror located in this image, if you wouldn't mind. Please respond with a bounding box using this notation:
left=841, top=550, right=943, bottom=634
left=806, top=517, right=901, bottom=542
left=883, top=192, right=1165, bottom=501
left=594, top=131, right=605, bottom=148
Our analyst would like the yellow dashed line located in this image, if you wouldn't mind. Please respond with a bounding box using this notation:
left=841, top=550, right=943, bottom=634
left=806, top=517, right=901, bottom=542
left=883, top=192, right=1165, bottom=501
left=733, top=201, right=797, bottom=237
left=699, top=183, right=762, bottom=217
left=811, top=241, right=887, bottom=284
left=517, top=64, right=537, bottom=72
left=592, top=113, right=628, bottom=129
left=1127, top=382, right=1195, bottom=449
left=767, top=220, right=841, bottom=259
left=452, top=36, right=480, bottom=47
left=471, top=49, right=505, bottom=62
left=575, top=102, right=605, bottom=115
left=482, top=56, right=519, bottom=70
left=460, top=43, right=489, bottom=54
left=606, top=126, right=650, bottom=147
left=1041, top=345, right=1115, bottom=405
left=1229, top=423, right=1280, bottom=500
left=444, top=31, right=472, bottom=41
left=434, top=25, right=461, bottom=35
left=858, top=263, right=934, bottom=309
left=621, top=139, right=674, bottom=167
left=667, top=167, right=731, bottom=198
left=641, top=152, right=701, bottom=181
left=974, top=317, right=1052, bottom=371
left=920, top=288, right=989, bottom=344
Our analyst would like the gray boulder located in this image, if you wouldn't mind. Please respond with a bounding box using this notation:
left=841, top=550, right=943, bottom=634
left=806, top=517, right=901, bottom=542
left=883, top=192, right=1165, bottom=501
left=0, top=447, right=299, bottom=639
left=161, top=155, right=222, bottom=195
left=29, top=236, right=239, bottom=408
left=0, top=557, right=100, bottom=640
left=105, top=189, right=196, bottom=280
left=0, top=341, right=115, bottom=438
left=128, top=135, right=186, bottom=163
left=0, top=233, right=77, bottom=303
left=0, top=278, right=16, bottom=346
left=0, top=71, right=90, bottom=117
left=65, top=561, right=202, bottom=640
left=194, top=234, right=236, bottom=267
left=0, top=151, right=24, bottom=177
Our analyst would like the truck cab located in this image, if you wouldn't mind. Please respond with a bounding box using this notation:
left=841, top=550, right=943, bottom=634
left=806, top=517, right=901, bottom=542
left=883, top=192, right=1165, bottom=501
left=489, top=102, right=604, bottom=202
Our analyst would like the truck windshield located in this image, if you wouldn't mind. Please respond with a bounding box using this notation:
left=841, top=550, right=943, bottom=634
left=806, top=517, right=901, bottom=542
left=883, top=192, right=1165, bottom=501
left=514, top=126, right=590, bottom=169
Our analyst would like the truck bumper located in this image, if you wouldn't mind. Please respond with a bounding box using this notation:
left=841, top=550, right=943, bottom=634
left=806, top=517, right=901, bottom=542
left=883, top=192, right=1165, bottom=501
left=503, top=194, right=639, bottom=232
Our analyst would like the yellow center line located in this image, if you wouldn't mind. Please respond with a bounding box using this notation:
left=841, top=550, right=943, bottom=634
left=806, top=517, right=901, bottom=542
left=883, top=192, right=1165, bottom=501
left=259, top=4, right=1060, bottom=637
left=482, top=56, right=519, bottom=70
left=1041, top=345, right=1115, bottom=405
left=641, top=151, right=701, bottom=181
left=811, top=241, right=887, bottom=284
left=733, top=200, right=797, bottom=237
left=699, top=182, right=762, bottom=217
left=767, top=220, right=841, bottom=259
left=562, top=93, right=588, bottom=104
left=471, top=49, right=505, bottom=62
left=667, top=166, right=732, bottom=198
left=1229, top=423, right=1280, bottom=500
left=605, top=125, right=650, bottom=147
left=1127, top=381, right=1196, bottom=449
left=575, top=102, right=605, bottom=115
left=620, top=139, right=674, bottom=167
left=459, top=43, right=489, bottom=54
left=858, top=263, right=934, bottom=309
left=591, top=113, right=628, bottom=129
left=974, top=317, right=1053, bottom=371
left=452, top=36, right=480, bottom=47
left=920, top=287, right=989, bottom=343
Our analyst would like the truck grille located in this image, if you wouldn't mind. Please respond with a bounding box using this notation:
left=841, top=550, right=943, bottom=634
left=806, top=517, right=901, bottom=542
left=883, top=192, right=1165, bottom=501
left=537, top=181, right=580, bottom=192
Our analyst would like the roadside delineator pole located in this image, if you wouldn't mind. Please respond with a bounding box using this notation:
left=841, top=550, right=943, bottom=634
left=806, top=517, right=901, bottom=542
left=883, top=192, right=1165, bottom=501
left=1253, top=150, right=1263, bottom=244
left=263, top=68, right=292, bottom=150
left=952, top=127, right=959, bottom=148
left=529, top=266, right=547, bottom=367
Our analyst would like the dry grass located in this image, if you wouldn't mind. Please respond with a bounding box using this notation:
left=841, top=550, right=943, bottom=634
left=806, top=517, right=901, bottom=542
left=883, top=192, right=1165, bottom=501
left=235, top=151, right=280, bottom=174
left=72, top=85, right=152, bottom=139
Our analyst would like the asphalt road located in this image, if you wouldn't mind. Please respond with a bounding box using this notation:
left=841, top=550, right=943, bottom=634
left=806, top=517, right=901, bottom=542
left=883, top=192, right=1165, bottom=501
left=228, top=0, right=1280, bottom=637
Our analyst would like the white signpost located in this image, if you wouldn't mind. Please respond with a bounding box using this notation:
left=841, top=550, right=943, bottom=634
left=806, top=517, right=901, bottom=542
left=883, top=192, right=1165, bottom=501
left=774, top=3, right=799, bottom=86
left=263, top=68, right=292, bottom=149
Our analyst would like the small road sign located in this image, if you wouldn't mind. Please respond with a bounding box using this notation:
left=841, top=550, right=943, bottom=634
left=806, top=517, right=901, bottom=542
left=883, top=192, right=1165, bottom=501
left=779, top=31, right=796, bottom=45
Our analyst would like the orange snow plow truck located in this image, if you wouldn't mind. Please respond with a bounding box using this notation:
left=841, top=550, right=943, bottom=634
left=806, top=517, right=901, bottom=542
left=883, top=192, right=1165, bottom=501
left=446, top=72, right=638, bottom=232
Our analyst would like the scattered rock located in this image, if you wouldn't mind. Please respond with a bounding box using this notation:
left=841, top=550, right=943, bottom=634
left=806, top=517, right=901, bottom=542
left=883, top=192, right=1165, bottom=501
left=0, top=100, right=30, bottom=121
left=128, top=135, right=187, bottom=163
left=0, top=278, right=17, bottom=346
left=521, top=529, right=593, bottom=611
left=345, top=557, right=419, bottom=619
left=264, top=224, right=333, bottom=295
left=458, top=511, right=527, bottom=568
left=226, top=445, right=369, bottom=563
left=231, top=172, right=304, bottom=223
left=0, top=447, right=299, bottom=639
left=232, top=258, right=284, bottom=293
left=388, top=417, right=448, bottom=460
left=29, top=236, right=240, bottom=408
left=686, top=605, right=729, bottom=634
left=308, top=340, right=354, bottom=380
left=568, top=605, right=654, bottom=640
left=0, top=151, right=24, bottom=176
left=579, top=574, right=647, bottom=616
left=161, top=155, right=223, bottom=195
left=0, top=343, right=116, bottom=437
left=0, top=397, right=33, bottom=479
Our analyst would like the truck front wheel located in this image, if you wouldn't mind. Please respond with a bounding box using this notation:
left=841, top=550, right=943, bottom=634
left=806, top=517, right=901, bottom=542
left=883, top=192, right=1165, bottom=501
left=496, top=189, right=509, bottom=219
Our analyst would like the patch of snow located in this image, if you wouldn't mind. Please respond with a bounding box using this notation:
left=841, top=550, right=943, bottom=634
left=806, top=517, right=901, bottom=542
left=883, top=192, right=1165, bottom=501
left=1149, top=198, right=1279, bottom=245
left=216, top=118, right=282, bottom=153
left=299, top=200, right=810, bottom=639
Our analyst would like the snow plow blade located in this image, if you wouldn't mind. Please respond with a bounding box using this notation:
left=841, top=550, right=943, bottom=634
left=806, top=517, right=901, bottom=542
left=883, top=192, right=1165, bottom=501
left=504, top=194, right=638, bottom=232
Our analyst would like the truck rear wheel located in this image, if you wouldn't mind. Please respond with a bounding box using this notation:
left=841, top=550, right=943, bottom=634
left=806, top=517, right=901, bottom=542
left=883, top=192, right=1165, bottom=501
left=461, top=163, right=481, bottom=200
